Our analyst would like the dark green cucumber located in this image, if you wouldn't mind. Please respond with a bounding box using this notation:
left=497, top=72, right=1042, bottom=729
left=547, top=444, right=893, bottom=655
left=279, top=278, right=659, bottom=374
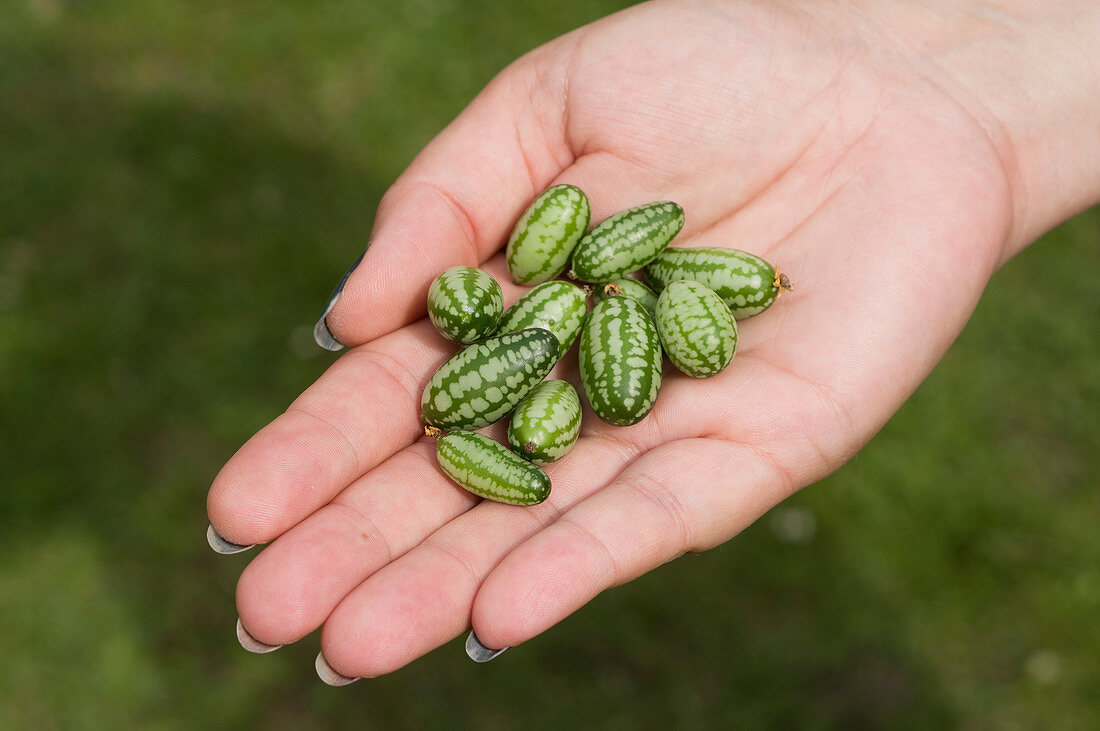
left=570, top=201, right=684, bottom=283
left=507, top=380, right=582, bottom=465
left=593, top=277, right=658, bottom=318
left=644, top=247, right=791, bottom=319
left=578, top=295, right=663, bottom=426
left=506, top=184, right=591, bottom=285
left=426, top=266, right=503, bottom=344
left=436, top=431, right=551, bottom=505
left=655, top=280, right=738, bottom=378
left=495, top=280, right=588, bottom=360
left=421, top=328, right=558, bottom=429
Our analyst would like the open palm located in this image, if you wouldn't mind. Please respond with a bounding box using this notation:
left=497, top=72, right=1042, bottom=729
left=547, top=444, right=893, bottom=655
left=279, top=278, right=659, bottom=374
left=208, top=0, right=1014, bottom=679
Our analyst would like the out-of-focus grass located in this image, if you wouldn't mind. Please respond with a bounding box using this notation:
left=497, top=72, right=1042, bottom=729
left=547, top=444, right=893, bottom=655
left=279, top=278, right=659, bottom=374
left=1, top=0, right=1097, bottom=728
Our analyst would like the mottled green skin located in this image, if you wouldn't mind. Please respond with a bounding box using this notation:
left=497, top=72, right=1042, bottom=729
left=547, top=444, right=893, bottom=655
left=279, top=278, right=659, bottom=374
left=426, top=266, right=503, bottom=344
left=495, top=281, right=588, bottom=360
left=507, top=380, right=582, bottom=465
left=578, top=296, right=663, bottom=426
left=570, top=201, right=684, bottom=283
left=420, top=328, right=558, bottom=429
left=655, top=280, right=738, bottom=378
left=645, top=247, right=779, bottom=319
left=436, top=431, right=551, bottom=505
left=594, top=277, right=658, bottom=318
left=506, top=184, right=591, bottom=285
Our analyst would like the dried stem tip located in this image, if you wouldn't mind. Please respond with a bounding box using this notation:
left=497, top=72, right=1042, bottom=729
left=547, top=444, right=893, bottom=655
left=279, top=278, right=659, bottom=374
left=602, top=282, right=624, bottom=297
left=424, top=424, right=444, bottom=439
left=774, top=269, right=793, bottom=297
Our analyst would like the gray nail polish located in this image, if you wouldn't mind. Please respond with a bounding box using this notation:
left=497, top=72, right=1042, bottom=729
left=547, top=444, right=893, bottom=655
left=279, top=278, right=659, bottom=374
left=236, top=618, right=283, bottom=654
left=315, top=651, right=359, bottom=686
left=466, top=630, right=509, bottom=663
left=313, top=248, right=368, bottom=352
left=207, top=524, right=255, bottom=555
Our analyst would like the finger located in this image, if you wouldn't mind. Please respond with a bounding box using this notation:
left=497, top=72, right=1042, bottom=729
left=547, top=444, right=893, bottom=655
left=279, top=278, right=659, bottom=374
left=319, top=48, right=576, bottom=349
left=470, top=438, right=785, bottom=650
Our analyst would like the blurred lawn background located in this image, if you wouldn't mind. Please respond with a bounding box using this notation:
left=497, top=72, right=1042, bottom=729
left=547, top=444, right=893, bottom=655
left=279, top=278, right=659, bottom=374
left=1, top=0, right=1098, bottom=728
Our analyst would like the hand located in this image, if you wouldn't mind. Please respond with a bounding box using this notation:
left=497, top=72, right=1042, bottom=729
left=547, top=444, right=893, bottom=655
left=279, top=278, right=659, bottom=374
left=207, top=0, right=1100, bottom=679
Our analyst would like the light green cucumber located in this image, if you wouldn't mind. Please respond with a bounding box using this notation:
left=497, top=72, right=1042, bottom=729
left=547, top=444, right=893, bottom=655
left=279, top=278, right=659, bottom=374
left=436, top=431, right=551, bottom=505
left=495, top=280, right=588, bottom=360
left=507, top=380, right=582, bottom=465
left=655, top=280, right=738, bottom=378
left=644, top=247, right=791, bottom=319
left=569, top=201, right=684, bottom=283
left=421, top=328, right=558, bottom=429
left=506, top=184, right=591, bottom=285
left=426, top=266, right=503, bottom=344
left=578, top=295, right=662, bottom=426
left=593, top=277, right=658, bottom=318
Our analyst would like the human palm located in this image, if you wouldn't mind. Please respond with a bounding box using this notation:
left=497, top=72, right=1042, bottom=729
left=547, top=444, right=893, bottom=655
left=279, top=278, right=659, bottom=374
left=208, top=0, right=1013, bottom=679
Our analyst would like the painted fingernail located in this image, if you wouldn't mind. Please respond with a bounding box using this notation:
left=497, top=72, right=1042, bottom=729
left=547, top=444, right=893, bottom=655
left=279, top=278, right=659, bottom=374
left=313, top=248, right=367, bottom=352
left=315, top=651, right=359, bottom=686
left=207, top=524, right=255, bottom=555
left=236, top=618, right=283, bottom=654
left=465, top=630, right=509, bottom=663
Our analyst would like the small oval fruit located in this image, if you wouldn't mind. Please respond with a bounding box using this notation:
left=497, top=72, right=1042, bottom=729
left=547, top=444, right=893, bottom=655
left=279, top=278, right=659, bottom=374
left=495, top=280, right=588, bottom=360
left=644, top=247, right=791, bottom=319
left=421, top=328, right=558, bottom=429
left=655, top=280, right=738, bottom=378
left=506, top=184, right=591, bottom=286
left=436, top=431, right=551, bottom=505
left=593, top=277, right=658, bottom=318
left=507, top=380, right=582, bottom=465
left=426, top=266, right=503, bottom=344
left=570, top=201, right=684, bottom=283
left=578, top=295, right=663, bottom=426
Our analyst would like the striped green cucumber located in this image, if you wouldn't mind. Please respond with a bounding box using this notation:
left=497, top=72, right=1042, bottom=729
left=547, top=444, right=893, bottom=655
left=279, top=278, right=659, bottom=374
left=644, top=247, right=791, bottom=319
left=495, top=280, right=588, bottom=360
left=506, top=184, right=591, bottom=286
left=593, top=277, right=658, bottom=318
left=436, top=431, right=551, bottom=505
left=507, top=380, right=582, bottom=465
left=569, top=201, right=684, bottom=283
left=421, top=328, right=558, bottom=429
left=426, top=266, right=503, bottom=344
left=655, top=280, right=738, bottom=378
left=578, top=295, right=662, bottom=426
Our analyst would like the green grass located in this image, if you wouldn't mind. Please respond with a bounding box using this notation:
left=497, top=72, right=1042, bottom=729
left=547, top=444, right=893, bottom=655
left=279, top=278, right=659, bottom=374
left=2, top=0, right=1098, bottom=728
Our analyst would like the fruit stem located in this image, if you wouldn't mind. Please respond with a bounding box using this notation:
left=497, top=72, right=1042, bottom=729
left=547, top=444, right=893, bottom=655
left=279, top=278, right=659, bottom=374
left=603, top=282, right=624, bottom=297
left=423, top=424, right=444, bottom=439
left=773, top=269, right=793, bottom=297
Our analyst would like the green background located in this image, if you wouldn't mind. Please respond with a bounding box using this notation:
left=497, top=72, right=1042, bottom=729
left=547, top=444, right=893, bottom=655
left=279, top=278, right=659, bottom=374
left=1, top=0, right=1097, bottom=728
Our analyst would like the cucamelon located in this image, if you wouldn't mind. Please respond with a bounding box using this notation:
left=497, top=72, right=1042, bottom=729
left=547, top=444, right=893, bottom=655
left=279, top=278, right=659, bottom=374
left=420, top=328, right=558, bottom=429
left=578, top=295, right=662, bottom=426
left=644, top=247, right=791, bottom=319
left=655, top=280, right=737, bottom=378
left=426, top=266, right=503, bottom=344
left=570, top=201, right=684, bottom=283
left=506, top=184, right=591, bottom=286
left=507, top=380, right=582, bottom=465
left=436, top=431, right=551, bottom=505
left=495, top=280, right=588, bottom=360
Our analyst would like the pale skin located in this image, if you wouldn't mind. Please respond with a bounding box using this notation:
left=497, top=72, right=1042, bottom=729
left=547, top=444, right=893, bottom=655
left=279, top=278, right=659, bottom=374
left=207, top=0, right=1100, bottom=679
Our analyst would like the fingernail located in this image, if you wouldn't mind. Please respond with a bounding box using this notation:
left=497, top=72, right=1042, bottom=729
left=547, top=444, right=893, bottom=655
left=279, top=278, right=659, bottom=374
left=315, top=651, right=359, bottom=686
left=313, top=248, right=367, bottom=352
left=236, top=618, right=282, bottom=654
left=465, top=630, right=509, bottom=663
left=207, top=524, right=255, bottom=555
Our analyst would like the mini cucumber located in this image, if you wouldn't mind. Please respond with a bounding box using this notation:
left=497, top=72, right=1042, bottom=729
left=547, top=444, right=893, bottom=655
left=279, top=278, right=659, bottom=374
left=644, top=247, right=791, bottom=319
left=593, top=277, right=658, bottom=318
left=655, top=280, right=738, bottom=378
left=426, top=266, right=503, bottom=344
left=570, top=201, right=684, bottom=283
left=436, top=431, right=551, bottom=505
left=495, top=280, right=588, bottom=360
left=506, top=184, right=591, bottom=286
left=578, top=295, right=663, bottom=426
left=507, top=380, right=582, bottom=465
left=421, top=328, right=558, bottom=429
